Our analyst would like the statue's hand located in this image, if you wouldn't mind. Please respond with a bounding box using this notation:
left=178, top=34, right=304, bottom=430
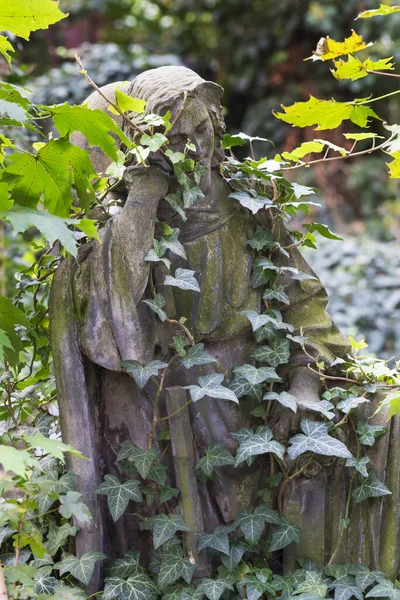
left=124, top=165, right=170, bottom=202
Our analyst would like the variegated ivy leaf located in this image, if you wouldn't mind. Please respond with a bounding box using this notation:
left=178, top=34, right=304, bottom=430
left=34, top=571, right=57, bottom=596
left=180, top=343, right=217, bottom=369
left=230, top=377, right=263, bottom=401
left=160, top=485, right=179, bottom=503
left=247, top=228, right=275, bottom=251
left=252, top=336, right=291, bottom=367
left=233, top=364, right=280, bottom=385
left=54, top=552, right=106, bottom=585
left=152, top=513, right=190, bottom=549
left=295, top=398, right=335, bottom=419
left=330, top=576, right=364, bottom=600
left=233, top=504, right=279, bottom=544
left=232, top=426, right=285, bottom=465
left=142, top=294, right=168, bottom=322
left=116, top=443, right=158, bottom=480
left=145, top=247, right=171, bottom=270
left=288, top=419, right=351, bottom=460
left=45, top=522, right=78, bottom=556
left=158, top=546, right=195, bottom=590
left=262, top=285, right=290, bottom=305
left=164, top=192, right=187, bottom=222
left=183, top=186, right=205, bottom=208
left=184, top=373, right=239, bottom=404
left=352, top=475, right=391, bottom=504
left=345, top=456, right=370, bottom=478
left=58, top=491, right=91, bottom=523
left=356, top=422, right=387, bottom=447
left=96, top=475, right=142, bottom=522
left=164, top=269, right=200, bottom=292
left=348, top=566, right=385, bottom=592
left=162, top=583, right=197, bottom=600
left=264, top=391, right=297, bottom=413
left=148, top=463, right=168, bottom=486
left=366, top=581, right=400, bottom=600
left=229, top=190, right=272, bottom=214
left=196, top=578, right=233, bottom=600
left=220, top=542, right=246, bottom=572
left=269, top=519, right=301, bottom=552
left=103, top=572, right=159, bottom=600
left=196, top=443, right=235, bottom=477
left=55, top=473, right=79, bottom=494
left=337, top=395, right=370, bottom=414
left=107, top=551, right=141, bottom=579
left=294, top=571, right=327, bottom=598
left=238, top=575, right=274, bottom=600
left=161, top=229, right=187, bottom=259
left=198, top=526, right=231, bottom=555
left=121, top=360, right=168, bottom=389
left=242, top=310, right=280, bottom=332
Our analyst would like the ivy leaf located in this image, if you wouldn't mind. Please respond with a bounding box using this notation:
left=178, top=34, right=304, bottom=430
left=294, top=571, right=327, bottom=598
left=162, top=583, right=197, bottom=600
left=161, top=229, right=187, bottom=259
left=0, top=0, right=68, bottom=40
left=34, top=571, right=57, bottom=595
left=54, top=551, right=106, bottom=585
left=238, top=575, right=272, bottom=600
left=0, top=445, right=40, bottom=478
left=45, top=523, right=78, bottom=556
left=96, top=475, right=142, bottom=521
left=198, top=526, right=230, bottom=555
left=295, top=399, right=335, bottom=420
left=352, top=475, right=392, bottom=503
left=229, top=190, right=272, bottom=215
left=142, top=294, right=168, bottom=322
left=196, top=444, right=235, bottom=477
left=164, top=269, right=200, bottom=292
left=196, top=578, right=233, bottom=600
left=348, top=566, right=383, bottom=592
left=180, top=343, right=217, bottom=369
left=141, top=133, right=168, bottom=153
left=152, top=514, right=190, bottom=549
left=222, top=134, right=247, bottom=150
left=184, top=373, right=239, bottom=404
left=104, top=572, right=159, bottom=600
left=24, top=432, right=85, bottom=462
left=337, top=396, right=370, bottom=414
left=302, top=222, right=343, bottom=241
left=252, top=336, right=291, bottom=367
left=262, top=286, right=290, bottom=306
left=160, top=485, right=179, bottom=503
left=233, top=364, right=279, bottom=385
left=165, top=192, right=187, bottom=222
left=232, top=426, right=285, bottom=465
left=242, top=310, right=280, bottom=332
left=247, top=228, right=275, bottom=251
left=1, top=139, right=95, bottom=217
left=357, top=5, right=400, bottom=19
left=306, top=30, right=372, bottom=62
left=263, top=391, right=297, bottom=413
left=121, top=360, right=168, bottom=389
left=269, top=520, right=301, bottom=551
left=233, top=510, right=266, bottom=544
left=220, top=542, right=246, bottom=572
left=158, top=551, right=195, bottom=590
left=288, top=419, right=352, bottom=460
left=230, top=377, right=263, bottom=402
left=58, top=491, right=91, bottom=523
left=365, top=581, right=400, bottom=600
left=107, top=551, right=141, bottom=579
left=273, top=96, right=380, bottom=131
left=332, top=55, right=394, bottom=81
left=183, top=186, right=205, bottom=208
left=148, top=463, right=168, bottom=486
left=356, top=422, right=387, bottom=447
left=345, top=456, right=370, bottom=478
left=51, top=103, right=132, bottom=161
left=117, top=444, right=158, bottom=480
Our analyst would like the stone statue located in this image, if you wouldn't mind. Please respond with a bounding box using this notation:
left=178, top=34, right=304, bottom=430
left=49, top=67, right=399, bottom=586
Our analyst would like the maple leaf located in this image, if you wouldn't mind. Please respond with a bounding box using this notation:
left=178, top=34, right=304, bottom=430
left=332, top=55, right=394, bottom=81
left=306, top=30, right=373, bottom=62
left=356, top=4, right=400, bottom=19
left=0, top=0, right=68, bottom=41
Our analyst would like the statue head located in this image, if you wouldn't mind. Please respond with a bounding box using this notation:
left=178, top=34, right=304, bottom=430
left=124, top=66, right=226, bottom=191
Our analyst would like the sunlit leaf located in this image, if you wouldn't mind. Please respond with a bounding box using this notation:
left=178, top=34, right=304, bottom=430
left=357, top=5, right=400, bottom=19
left=288, top=419, right=352, bottom=460
left=0, top=0, right=68, bottom=40
left=332, top=56, right=394, bottom=81
left=306, top=30, right=373, bottom=62
left=184, top=373, right=239, bottom=404
left=0, top=35, right=14, bottom=67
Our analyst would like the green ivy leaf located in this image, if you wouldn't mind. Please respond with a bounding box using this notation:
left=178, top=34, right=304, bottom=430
left=164, top=269, right=200, bottom=292
left=140, top=133, right=168, bottom=152
left=269, top=520, right=301, bottom=551
left=184, top=373, right=239, bottom=404
left=183, top=186, right=205, bottom=208
left=288, top=419, right=352, bottom=460
left=142, top=295, right=168, bottom=322
left=0, top=0, right=68, bottom=40
left=158, top=547, right=195, bottom=590
left=238, top=575, right=274, bottom=600
left=262, top=286, right=290, bottom=306
left=198, top=526, right=231, bottom=555
left=52, top=585, right=87, bottom=599
left=247, top=228, right=275, bottom=251
left=352, top=475, right=392, bottom=503
left=294, top=571, right=327, bottom=598
left=107, top=551, right=141, bottom=579
left=180, top=343, right=217, bottom=369
left=196, top=444, right=235, bottom=477
left=54, top=551, right=106, bottom=585
left=121, top=360, right=168, bottom=389
left=337, top=396, right=370, bottom=414
left=164, top=192, right=187, bottom=222
left=345, top=456, right=370, bottom=478
left=45, top=522, right=78, bottom=556
left=330, top=576, right=363, bottom=600
left=230, top=377, right=263, bottom=401
left=58, top=491, right=91, bottom=523
left=242, top=310, right=280, bottom=332
left=160, top=485, right=179, bottom=503
left=34, top=570, right=57, bottom=595
left=103, top=572, right=159, bottom=600
left=51, top=103, right=132, bottom=161
left=356, top=422, right=387, bottom=447
left=233, top=364, right=279, bottom=385
left=96, top=475, right=142, bottom=522
left=263, top=391, right=297, bottom=413
left=366, top=581, right=400, bottom=600
left=152, top=514, right=190, bottom=549
left=232, top=426, right=285, bottom=465
left=302, top=222, right=343, bottom=241
left=196, top=578, right=233, bottom=600
left=117, top=443, right=158, bottom=480
left=229, top=190, right=272, bottom=214
left=252, top=336, right=291, bottom=367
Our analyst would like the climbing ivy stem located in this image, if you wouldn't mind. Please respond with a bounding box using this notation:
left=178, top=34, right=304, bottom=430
left=166, top=319, right=196, bottom=346
left=327, top=471, right=356, bottom=566
left=147, top=354, right=179, bottom=449
left=158, top=399, right=192, bottom=422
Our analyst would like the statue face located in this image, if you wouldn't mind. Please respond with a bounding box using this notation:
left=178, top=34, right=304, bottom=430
left=167, top=97, right=215, bottom=192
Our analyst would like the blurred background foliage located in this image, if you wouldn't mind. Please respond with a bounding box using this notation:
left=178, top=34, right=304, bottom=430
left=3, top=0, right=400, bottom=358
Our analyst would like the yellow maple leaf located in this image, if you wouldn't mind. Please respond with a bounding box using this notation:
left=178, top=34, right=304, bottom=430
left=356, top=4, right=400, bottom=19
left=332, top=55, right=394, bottom=81
left=0, top=0, right=68, bottom=41
left=306, top=30, right=373, bottom=62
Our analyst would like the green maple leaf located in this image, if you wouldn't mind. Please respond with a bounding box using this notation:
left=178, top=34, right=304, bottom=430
left=24, top=432, right=85, bottom=462
left=273, top=95, right=380, bottom=131
left=1, top=138, right=96, bottom=216
left=332, top=55, right=394, bottom=81
left=96, top=475, right=142, bottom=521
left=0, top=0, right=68, bottom=40
left=50, top=103, right=132, bottom=161
left=0, top=445, right=40, bottom=478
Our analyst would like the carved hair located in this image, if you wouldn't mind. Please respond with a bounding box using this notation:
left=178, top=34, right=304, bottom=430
left=124, top=66, right=226, bottom=171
